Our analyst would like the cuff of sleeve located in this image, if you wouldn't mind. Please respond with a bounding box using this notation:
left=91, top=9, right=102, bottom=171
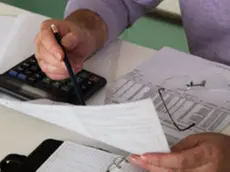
left=64, top=0, right=128, bottom=46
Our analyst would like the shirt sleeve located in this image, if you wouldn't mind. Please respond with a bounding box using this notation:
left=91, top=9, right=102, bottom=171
left=64, top=0, right=161, bottom=44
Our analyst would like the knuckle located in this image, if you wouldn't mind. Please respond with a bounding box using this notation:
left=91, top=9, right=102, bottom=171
left=40, top=19, right=58, bottom=30
left=40, top=19, right=52, bottom=29
left=34, top=34, right=39, bottom=45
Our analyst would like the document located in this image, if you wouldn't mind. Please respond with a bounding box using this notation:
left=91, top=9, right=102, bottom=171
left=0, top=98, right=170, bottom=154
left=106, top=47, right=230, bottom=146
left=0, top=13, right=48, bottom=74
left=37, top=141, right=146, bottom=172
left=0, top=16, right=15, bottom=47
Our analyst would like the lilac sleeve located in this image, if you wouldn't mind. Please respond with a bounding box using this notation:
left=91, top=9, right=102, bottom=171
left=64, top=0, right=160, bottom=44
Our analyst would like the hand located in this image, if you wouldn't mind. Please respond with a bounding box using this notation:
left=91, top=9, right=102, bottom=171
left=129, top=133, right=230, bottom=172
left=34, top=10, right=107, bottom=80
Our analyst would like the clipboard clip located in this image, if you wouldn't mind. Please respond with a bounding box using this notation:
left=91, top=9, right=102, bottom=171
left=0, top=154, right=27, bottom=172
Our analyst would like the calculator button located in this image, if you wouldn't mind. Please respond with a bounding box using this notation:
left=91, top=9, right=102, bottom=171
left=8, top=70, right=18, bottom=77
left=23, top=70, right=33, bottom=76
left=61, top=85, right=72, bottom=92
left=60, top=79, right=68, bottom=85
left=78, top=70, right=90, bottom=79
left=34, top=73, right=44, bottom=80
left=30, top=65, right=39, bottom=72
left=52, top=81, right=62, bottom=88
left=75, top=76, right=83, bottom=83
left=27, top=77, right=36, bottom=83
left=89, top=75, right=100, bottom=82
left=16, top=66, right=24, bottom=72
left=42, top=77, right=52, bottom=84
left=18, top=73, right=27, bottom=80
left=22, top=62, right=30, bottom=68
left=81, top=84, right=88, bottom=93
left=86, top=80, right=93, bottom=86
left=29, top=58, right=37, bottom=64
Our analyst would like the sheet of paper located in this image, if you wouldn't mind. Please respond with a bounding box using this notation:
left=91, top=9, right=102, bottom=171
left=0, top=98, right=169, bottom=154
left=36, top=141, right=118, bottom=172
left=83, top=40, right=121, bottom=105
left=0, top=2, right=29, bottom=16
left=37, top=141, right=146, bottom=172
left=0, top=13, right=48, bottom=74
left=0, top=16, right=16, bottom=47
left=105, top=47, right=230, bottom=146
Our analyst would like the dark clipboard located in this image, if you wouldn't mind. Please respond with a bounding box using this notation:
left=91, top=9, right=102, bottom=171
left=0, top=139, right=63, bottom=172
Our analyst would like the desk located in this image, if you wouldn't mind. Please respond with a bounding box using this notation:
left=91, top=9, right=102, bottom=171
left=0, top=3, right=156, bottom=160
left=1, top=2, right=230, bottom=162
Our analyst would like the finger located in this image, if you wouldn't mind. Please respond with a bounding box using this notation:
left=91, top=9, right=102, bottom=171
left=61, top=32, right=78, bottom=51
left=61, top=33, right=85, bottom=67
left=130, top=155, right=176, bottom=172
left=147, top=166, right=176, bottom=172
left=39, top=60, right=65, bottom=76
left=37, top=44, right=67, bottom=73
left=130, top=154, right=155, bottom=171
left=40, top=19, right=69, bottom=37
left=39, top=28, right=64, bottom=61
left=140, top=144, right=208, bottom=169
left=171, top=135, right=200, bottom=152
left=44, top=72, right=69, bottom=80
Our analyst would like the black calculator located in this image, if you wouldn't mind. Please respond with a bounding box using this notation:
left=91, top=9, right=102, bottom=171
left=0, top=54, right=107, bottom=104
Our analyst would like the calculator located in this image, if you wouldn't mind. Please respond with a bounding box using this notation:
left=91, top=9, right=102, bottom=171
left=0, top=54, right=107, bottom=104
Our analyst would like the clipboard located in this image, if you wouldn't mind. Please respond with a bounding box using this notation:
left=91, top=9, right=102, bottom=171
left=0, top=139, right=63, bottom=172
left=0, top=139, right=143, bottom=172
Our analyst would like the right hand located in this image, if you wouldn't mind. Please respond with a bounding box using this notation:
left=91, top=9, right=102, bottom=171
left=34, top=19, right=98, bottom=80
left=130, top=133, right=230, bottom=172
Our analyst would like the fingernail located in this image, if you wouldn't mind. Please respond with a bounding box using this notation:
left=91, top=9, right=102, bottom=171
left=140, top=155, right=148, bottom=162
left=47, top=64, right=57, bottom=71
left=40, top=61, right=47, bottom=70
left=129, top=155, right=140, bottom=162
left=55, top=52, right=62, bottom=60
left=62, top=33, right=77, bottom=49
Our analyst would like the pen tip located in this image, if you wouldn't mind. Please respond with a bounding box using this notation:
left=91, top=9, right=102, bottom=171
left=51, top=24, right=58, bottom=33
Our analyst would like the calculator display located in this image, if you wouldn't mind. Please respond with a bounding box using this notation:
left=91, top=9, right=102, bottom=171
left=0, top=55, right=107, bottom=104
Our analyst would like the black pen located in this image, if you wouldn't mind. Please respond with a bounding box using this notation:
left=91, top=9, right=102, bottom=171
left=51, top=24, right=86, bottom=105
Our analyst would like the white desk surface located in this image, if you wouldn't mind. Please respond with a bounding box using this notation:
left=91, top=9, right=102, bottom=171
left=0, top=2, right=156, bottom=160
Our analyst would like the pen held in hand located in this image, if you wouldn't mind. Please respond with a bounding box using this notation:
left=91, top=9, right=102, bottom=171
left=50, top=24, right=86, bottom=105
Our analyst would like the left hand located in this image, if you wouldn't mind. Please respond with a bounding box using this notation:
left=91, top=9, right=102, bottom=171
left=129, top=133, right=230, bottom=172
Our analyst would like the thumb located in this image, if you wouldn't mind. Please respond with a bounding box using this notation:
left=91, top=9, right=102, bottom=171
left=140, top=144, right=207, bottom=169
left=171, top=135, right=200, bottom=152
left=61, top=32, right=78, bottom=51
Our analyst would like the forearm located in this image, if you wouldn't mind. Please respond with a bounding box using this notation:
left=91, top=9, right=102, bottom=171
left=65, top=9, right=108, bottom=50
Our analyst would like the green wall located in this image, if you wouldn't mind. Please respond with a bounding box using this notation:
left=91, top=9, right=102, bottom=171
left=0, top=0, right=189, bottom=52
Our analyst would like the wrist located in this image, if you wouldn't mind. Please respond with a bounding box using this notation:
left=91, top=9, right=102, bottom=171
left=65, top=9, right=108, bottom=50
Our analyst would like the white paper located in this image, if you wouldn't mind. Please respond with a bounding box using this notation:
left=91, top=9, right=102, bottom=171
left=0, top=98, right=169, bottom=154
left=0, top=13, right=48, bottom=74
left=106, top=47, right=230, bottom=146
left=37, top=141, right=146, bottom=172
left=0, top=15, right=16, bottom=47
left=83, top=40, right=121, bottom=105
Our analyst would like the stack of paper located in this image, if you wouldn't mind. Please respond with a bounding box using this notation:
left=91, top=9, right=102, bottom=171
left=0, top=98, right=170, bottom=155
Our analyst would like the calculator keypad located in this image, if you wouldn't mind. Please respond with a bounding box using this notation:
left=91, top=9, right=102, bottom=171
left=5, top=56, right=104, bottom=102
